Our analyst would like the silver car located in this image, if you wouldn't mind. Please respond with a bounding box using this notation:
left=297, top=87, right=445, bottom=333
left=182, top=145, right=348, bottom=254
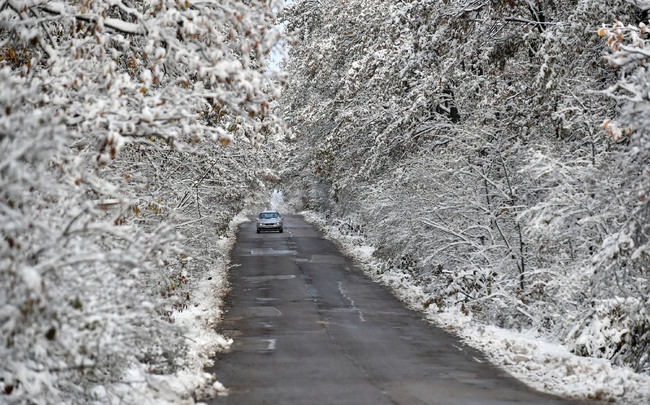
left=256, top=211, right=283, bottom=233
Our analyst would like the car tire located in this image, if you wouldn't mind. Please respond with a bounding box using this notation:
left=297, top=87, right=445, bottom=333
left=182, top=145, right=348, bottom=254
left=257, top=229, right=260, bottom=233
left=279, top=228, right=283, bottom=233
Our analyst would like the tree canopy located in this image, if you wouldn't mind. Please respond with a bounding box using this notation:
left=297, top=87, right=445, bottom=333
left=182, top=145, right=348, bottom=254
left=1, top=0, right=286, bottom=403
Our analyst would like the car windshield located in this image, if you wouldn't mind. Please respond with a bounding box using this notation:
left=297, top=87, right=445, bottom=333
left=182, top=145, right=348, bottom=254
left=259, top=212, right=279, bottom=219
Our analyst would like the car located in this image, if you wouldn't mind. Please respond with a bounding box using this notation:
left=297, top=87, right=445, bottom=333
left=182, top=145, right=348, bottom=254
left=256, top=210, right=283, bottom=233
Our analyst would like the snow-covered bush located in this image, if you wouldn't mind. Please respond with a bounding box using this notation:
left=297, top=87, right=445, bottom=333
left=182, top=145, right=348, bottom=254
left=572, top=298, right=649, bottom=373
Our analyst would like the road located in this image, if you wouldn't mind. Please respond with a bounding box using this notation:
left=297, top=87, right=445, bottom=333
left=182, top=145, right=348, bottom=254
left=208, top=215, right=589, bottom=405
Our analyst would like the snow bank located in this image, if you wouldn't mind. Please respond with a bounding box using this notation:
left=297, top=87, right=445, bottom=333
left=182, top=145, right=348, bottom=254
left=119, top=213, right=250, bottom=405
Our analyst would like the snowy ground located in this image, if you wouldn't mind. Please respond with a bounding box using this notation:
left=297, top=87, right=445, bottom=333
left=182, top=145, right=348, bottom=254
left=299, top=211, right=650, bottom=405
left=111, top=213, right=248, bottom=405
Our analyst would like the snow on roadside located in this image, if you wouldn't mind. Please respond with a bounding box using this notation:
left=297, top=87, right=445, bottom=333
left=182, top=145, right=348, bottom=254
left=119, top=213, right=249, bottom=405
left=300, top=210, right=650, bottom=405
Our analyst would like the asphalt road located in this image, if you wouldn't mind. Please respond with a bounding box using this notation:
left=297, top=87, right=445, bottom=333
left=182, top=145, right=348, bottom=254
left=208, top=215, right=590, bottom=405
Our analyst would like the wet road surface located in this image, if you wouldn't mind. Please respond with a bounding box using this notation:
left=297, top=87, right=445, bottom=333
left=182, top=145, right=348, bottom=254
left=208, top=215, right=590, bottom=405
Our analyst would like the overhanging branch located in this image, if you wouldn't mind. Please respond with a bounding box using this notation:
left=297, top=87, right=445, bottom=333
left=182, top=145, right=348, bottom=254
left=36, top=1, right=145, bottom=35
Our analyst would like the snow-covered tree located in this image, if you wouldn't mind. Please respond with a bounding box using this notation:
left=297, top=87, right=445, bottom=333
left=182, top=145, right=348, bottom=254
left=1, top=0, right=286, bottom=403
left=280, top=0, right=649, bottom=374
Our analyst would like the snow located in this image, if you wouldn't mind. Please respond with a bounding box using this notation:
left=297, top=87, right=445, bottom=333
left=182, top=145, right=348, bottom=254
left=300, top=210, right=650, bottom=405
left=96, top=213, right=252, bottom=405
left=445, top=318, right=650, bottom=404
left=352, top=244, right=375, bottom=260
left=103, top=18, right=143, bottom=35
left=19, top=266, right=42, bottom=293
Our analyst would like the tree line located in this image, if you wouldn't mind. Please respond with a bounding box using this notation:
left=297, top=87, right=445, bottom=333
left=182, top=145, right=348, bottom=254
left=1, top=0, right=286, bottom=403
left=280, top=0, right=650, bottom=375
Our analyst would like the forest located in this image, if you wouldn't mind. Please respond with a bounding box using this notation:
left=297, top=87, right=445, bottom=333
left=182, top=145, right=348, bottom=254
left=2, top=0, right=650, bottom=404
left=281, top=0, right=650, bottom=382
